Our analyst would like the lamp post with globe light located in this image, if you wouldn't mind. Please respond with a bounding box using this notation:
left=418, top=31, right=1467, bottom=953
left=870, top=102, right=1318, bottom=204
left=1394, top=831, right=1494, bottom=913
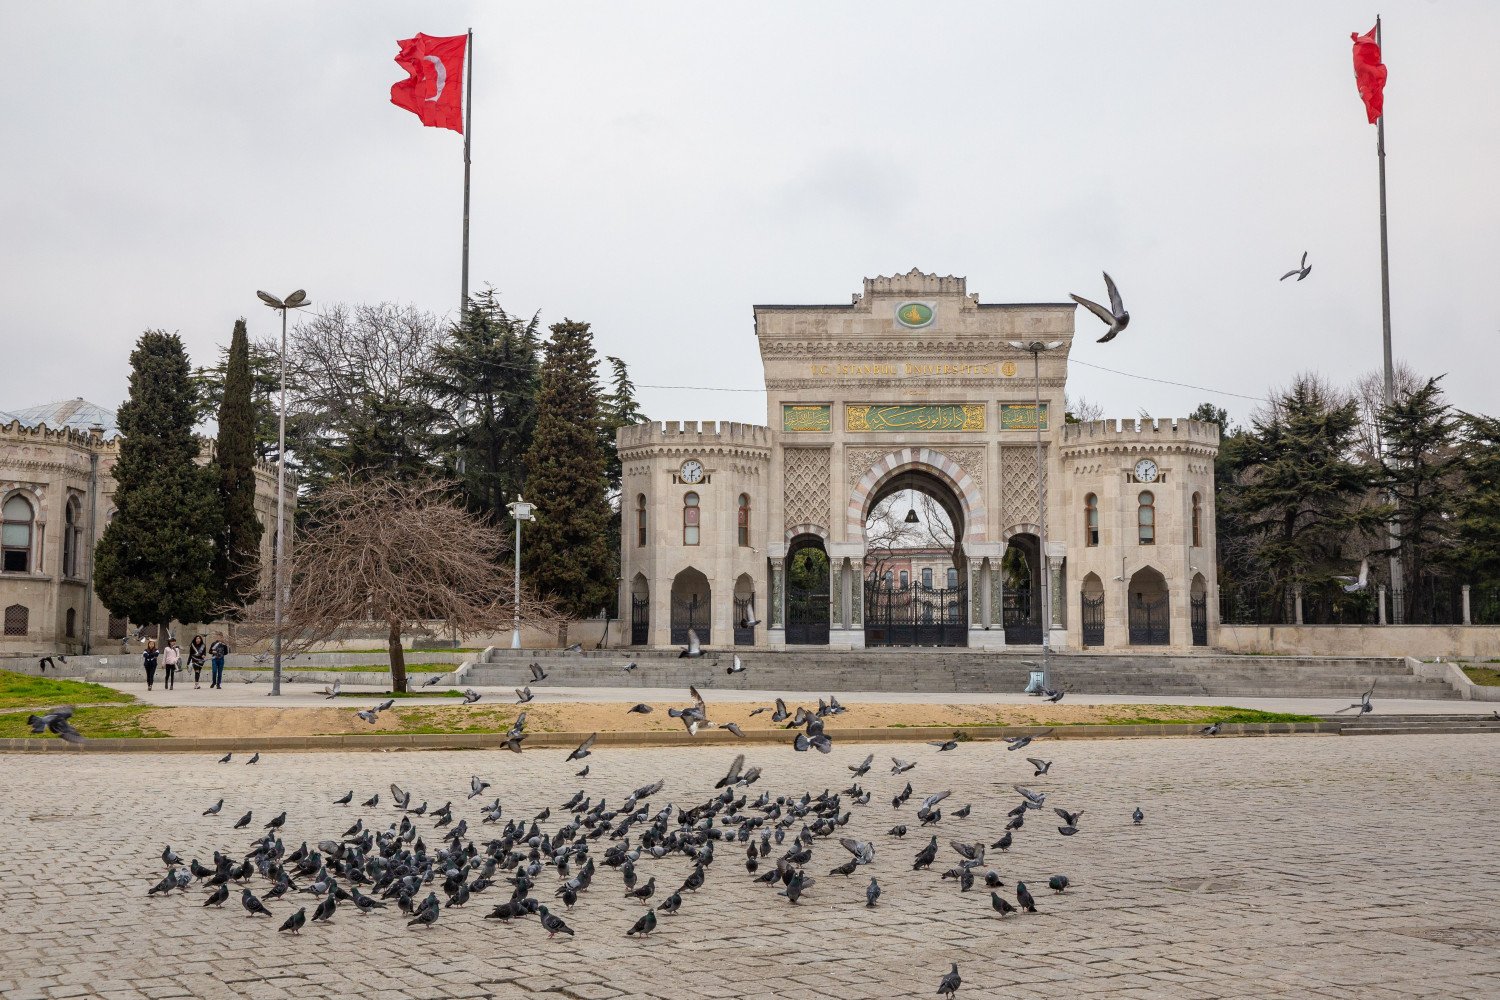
left=1006, top=339, right=1064, bottom=689
left=508, top=497, right=536, bottom=649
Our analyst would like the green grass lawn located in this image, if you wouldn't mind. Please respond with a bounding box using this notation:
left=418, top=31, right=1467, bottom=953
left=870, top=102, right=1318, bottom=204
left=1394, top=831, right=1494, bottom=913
left=0, top=704, right=162, bottom=739
left=1462, top=665, right=1500, bottom=686
left=1092, top=707, right=1320, bottom=726
left=0, top=669, right=134, bottom=710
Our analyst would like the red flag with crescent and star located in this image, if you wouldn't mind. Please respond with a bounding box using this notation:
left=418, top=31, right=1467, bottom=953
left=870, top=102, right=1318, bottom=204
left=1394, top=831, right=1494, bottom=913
left=1350, top=23, right=1386, bottom=124
left=390, top=33, right=467, bottom=133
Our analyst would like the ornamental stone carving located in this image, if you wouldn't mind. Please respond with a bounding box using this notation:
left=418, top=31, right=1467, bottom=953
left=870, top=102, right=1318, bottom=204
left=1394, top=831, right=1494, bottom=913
left=783, top=448, right=831, bottom=533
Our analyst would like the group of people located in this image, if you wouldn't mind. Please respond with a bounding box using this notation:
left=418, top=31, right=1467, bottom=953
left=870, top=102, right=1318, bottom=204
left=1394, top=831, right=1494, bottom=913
left=141, top=634, right=231, bottom=691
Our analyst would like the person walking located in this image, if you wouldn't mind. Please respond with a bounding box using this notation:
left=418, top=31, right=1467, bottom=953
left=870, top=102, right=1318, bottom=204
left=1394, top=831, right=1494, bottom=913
left=162, top=638, right=180, bottom=691
left=209, top=635, right=229, bottom=689
left=142, top=638, right=160, bottom=691
left=187, top=634, right=207, bottom=689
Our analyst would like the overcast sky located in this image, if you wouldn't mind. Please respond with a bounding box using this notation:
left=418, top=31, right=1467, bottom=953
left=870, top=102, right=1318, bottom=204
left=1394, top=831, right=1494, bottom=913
left=4, top=1, right=1496, bottom=431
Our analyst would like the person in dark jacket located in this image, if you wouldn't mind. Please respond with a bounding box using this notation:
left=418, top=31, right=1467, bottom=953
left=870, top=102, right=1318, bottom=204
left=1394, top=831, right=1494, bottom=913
left=209, top=635, right=230, bottom=689
left=187, top=634, right=207, bottom=689
left=142, top=639, right=160, bottom=691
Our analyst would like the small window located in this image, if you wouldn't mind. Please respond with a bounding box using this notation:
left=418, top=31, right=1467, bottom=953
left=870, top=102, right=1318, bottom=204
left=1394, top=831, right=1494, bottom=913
left=947, top=568, right=958, bottom=589
left=737, top=494, right=750, bottom=547
left=635, top=494, right=647, bottom=548
left=682, top=492, right=700, bottom=546
left=899, top=570, right=909, bottom=589
left=1085, top=493, right=1099, bottom=547
left=2, top=494, right=34, bottom=573
left=3, top=603, right=27, bottom=636
left=1138, top=491, right=1155, bottom=545
left=65, top=607, right=76, bottom=638
left=922, top=567, right=933, bottom=589
left=1191, top=492, right=1202, bottom=548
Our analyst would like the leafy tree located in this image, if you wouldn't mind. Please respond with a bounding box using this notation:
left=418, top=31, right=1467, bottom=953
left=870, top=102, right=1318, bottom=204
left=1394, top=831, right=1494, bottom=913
left=1188, top=401, right=1231, bottom=432
left=1230, top=375, right=1384, bottom=617
left=95, top=332, right=222, bottom=636
left=213, top=319, right=265, bottom=611
left=1451, top=412, right=1500, bottom=589
left=520, top=320, right=615, bottom=640
left=1377, top=377, right=1461, bottom=620
left=191, top=337, right=281, bottom=459
left=424, top=288, right=542, bottom=521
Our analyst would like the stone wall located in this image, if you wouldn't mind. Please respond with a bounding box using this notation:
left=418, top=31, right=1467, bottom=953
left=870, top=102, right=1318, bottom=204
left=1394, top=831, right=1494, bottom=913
left=1216, top=624, right=1500, bottom=659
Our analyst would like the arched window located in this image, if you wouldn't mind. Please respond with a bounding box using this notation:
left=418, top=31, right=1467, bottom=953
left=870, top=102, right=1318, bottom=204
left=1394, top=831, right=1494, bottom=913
left=1138, top=491, right=1155, bottom=545
left=947, top=567, right=958, bottom=588
left=737, top=494, right=750, bottom=547
left=682, top=492, right=700, bottom=545
left=1085, top=493, right=1099, bottom=547
left=2, top=495, right=34, bottom=573
left=635, top=494, right=647, bottom=547
left=1191, top=492, right=1202, bottom=548
left=65, top=607, right=76, bottom=638
left=3, top=603, right=27, bottom=635
left=63, top=497, right=82, bottom=577
left=922, top=567, right=933, bottom=589
left=899, top=570, right=909, bottom=589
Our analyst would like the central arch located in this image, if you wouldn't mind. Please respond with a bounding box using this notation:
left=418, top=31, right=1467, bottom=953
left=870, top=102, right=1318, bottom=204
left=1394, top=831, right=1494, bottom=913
left=855, top=453, right=974, bottom=647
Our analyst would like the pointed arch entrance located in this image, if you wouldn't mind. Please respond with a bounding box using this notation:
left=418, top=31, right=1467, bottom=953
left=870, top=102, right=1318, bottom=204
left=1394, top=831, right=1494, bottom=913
left=785, top=533, right=831, bottom=645
left=1128, top=566, right=1170, bottom=645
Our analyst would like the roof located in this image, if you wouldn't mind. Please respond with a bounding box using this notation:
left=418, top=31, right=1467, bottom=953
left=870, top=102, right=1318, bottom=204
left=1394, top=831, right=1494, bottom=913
left=7, top=398, right=120, bottom=437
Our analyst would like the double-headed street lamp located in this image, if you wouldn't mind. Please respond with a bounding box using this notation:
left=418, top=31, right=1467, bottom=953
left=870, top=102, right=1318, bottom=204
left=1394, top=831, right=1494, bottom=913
left=508, top=497, right=537, bottom=649
left=1006, top=339, right=1065, bottom=689
left=256, top=288, right=310, bottom=697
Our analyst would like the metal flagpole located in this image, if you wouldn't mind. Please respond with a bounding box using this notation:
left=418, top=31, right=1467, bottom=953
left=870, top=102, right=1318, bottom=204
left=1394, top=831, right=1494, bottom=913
left=1374, top=14, right=1403, bottom=623
left=460, top=27, right=473, bottom=317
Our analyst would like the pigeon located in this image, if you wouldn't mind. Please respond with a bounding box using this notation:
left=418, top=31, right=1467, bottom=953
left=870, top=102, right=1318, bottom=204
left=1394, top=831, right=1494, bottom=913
left=356, top=710, right=379, bottom=724
left=1280, top=250, right=1312, bottom=282
left=421, top=674, right=444, bottom=687
left=1004, top=730, right=1052, bottom=751
left=715, top=754, right=746, bottom=789
left=889, top=825, right=907, bottom=837
left=202, top=883, right=229, bottom=907
left=1132, top=807, right=1145, bottom=825
left=202, top=799, right=223, bottom=816
left=322, top=679, right=341, bottom=699
left=1016, top=882, right=1037, bottom=912
left=1057, top=824, right=1079, bottom=837
left=1048, top=875, right=1071, bottom=893
left=627, top=703, right=652, bottom=714
left=1042, top=689, right=1065, bottom=704
left=278, top=907, right=306, bottom=933
left=564, top=642, right=584, bottom=653
left=241, top=888, right=273, bottom=917
left=937, top=963, right=962, bottom=998
left=927, top=740, right=958, bottom=752
left=566, top=733, right=597, bottom=762
left=529, top=662, right=548, bottom=682
left=678, top=628, right=706, bottom=658
left=1200, top=722, right=1221, bottom=736
left=890, top=758, right=916, bottom=775
left=1337, top=680, right=1377, bottom=716
left=537, top=905, right=574, bottom=937
left=311, top=894, right=337, bottom=922
left=1054, top=807, right=1084, bottom=828
left=1336, top=558, right=1370, bottom=594
left=233, top=811, right=253, bottom=830
left=218, top=753, right=232, bottom=764
left=725, top=654, right=745, bottom=675
left=990, top=891, right=1016, bottom=918
left=462, top=688, right=482, bottom=704
left=406, top=906, right=439, bottom=928
left=468, top=775, right=490, bottom=799
left=246, top=753, right=260, bottom=765
left=361, top=793, right=379, bottom=808
left=992, top=831, right=1012, bottom=852
left=375, top=699, right=394, bottom=712
left=1070, top=271, right=1129, bottom=343
left=575, top=765, right=590, bottom=777
left=849, top=753, right=873, bottom=777
left=723, top=722, right=746, bottom=738
left=1026, top=758, right=1052, bottom=777
left=620, top=661, right=638, bottom=672
left=864, top=876, right=882, bottom=907
left=263, top=812, right=286, bottom=831
left=912, top=836, right=938, bottom=870
left=515, top=686, right=534, bottom=704
left=627, top=908, right=657, bottom=937
left=657, top=891, right=682, bottom=914
left=391, top=784, right=411, bottom=810
left=840, top=838, right=875, bottom=866
left=1013, top=785, right=1046, bottom=807
left=25, top=706, right=85, bottom=744
left=626, top=876, right=656, bottom=904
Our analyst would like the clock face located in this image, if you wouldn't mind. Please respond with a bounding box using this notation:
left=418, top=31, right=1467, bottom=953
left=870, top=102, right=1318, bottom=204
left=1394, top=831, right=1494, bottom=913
left=680, top=459, right=705, bottom=484
left=1134, top=458, right=1159, bottom=483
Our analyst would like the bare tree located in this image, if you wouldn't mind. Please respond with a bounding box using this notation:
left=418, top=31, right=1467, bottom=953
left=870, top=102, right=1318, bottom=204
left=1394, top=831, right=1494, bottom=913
left=1352, top=360, right=1423, bottom=464
left=235, top=477, right=555, bottom=692
left=1065, top=394, right=1104, bottom=423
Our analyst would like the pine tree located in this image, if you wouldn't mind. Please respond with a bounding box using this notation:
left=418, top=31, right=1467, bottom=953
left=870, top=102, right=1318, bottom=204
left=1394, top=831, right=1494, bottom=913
left=1451, top=412, right=1500, bottom=589
left=599, top=355, right=645, bottom=491
left=1377, top=376, right=1461, bottom=620
left=95, top=331, right=223, bottom=634
left=214, top=319, right=264, bottom=611
left=521, top=320, right=615, bottom=638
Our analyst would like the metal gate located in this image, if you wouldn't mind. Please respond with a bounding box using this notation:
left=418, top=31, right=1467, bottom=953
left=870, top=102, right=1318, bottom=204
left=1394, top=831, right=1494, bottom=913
left=631, top=596, right=649, bottom=646
left=785, top=587, right=829, bottom=645
left=1190, top=593, right=1207, bottom=646
left=734, top=596, right=756, bottom=646
left=1129, top=595, right=1170, bottom=645
left=1081, top=593, right=1105, bottom=647
left=670, top=595, right=709, bottom=646
left=864, top=581, right=968, bottom=647
left=1003, top=591, right=1042, bottom=646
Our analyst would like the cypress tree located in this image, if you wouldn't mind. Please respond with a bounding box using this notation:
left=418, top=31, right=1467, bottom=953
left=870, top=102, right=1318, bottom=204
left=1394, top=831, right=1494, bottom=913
left=95, top=331, right=222, bottom=635
left=520, top=320, right=614, bottom=639
left=214, top=319, right=264, bottom=610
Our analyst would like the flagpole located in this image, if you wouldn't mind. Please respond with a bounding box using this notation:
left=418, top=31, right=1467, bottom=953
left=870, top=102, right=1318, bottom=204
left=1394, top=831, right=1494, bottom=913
left=1374, top=14, right=1403, bottom=622
left=459, top=26, right=471, bottom=316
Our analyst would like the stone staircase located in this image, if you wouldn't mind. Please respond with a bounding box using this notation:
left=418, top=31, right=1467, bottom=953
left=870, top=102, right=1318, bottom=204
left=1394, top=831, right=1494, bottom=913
left=469, top=648, right=1460, bottom=700
left=1334, top=713, right=1500, bottom=736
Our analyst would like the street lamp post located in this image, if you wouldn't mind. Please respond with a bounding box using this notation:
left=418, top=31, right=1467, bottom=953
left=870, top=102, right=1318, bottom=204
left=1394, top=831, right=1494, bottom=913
left=508, top=497, right=536, bottom=649
left=1007, top=339, right=1064, bottom=689
left=256, top=289, right=309, bottom=697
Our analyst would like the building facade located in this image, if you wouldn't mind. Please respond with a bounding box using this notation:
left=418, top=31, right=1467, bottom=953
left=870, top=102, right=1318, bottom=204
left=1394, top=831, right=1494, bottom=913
left=618, top=270, right=1220, bottom=652
left=0, top=398, right=290, bottom=655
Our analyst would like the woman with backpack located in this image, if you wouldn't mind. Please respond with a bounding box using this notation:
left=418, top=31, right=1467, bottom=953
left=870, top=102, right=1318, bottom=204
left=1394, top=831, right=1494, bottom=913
left=187, top=635, right=207, bottom=689
left=142, top=638, right=160, bottom=691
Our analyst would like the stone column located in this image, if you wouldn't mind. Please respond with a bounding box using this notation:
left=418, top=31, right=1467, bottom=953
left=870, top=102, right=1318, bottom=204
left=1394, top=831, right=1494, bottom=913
left=1294, top=584, right=1304, bottom=626
left=969, top=562, right=983, bottom=631
left=769, top=558, right=785, bottom=629
left=1462, top=584, right=1472, bottom=626
left=1378, top=585, right=1387, bottom=625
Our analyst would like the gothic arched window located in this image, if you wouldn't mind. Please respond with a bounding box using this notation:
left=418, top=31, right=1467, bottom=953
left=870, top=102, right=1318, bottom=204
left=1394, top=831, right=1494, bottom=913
left=635, top=494, right=647, bottom=547
left=1138, top=491, right=1155, bottom=545
left=682, top=492, right=700, bottom=546
left=1085, top=493, right=1099, bottom=547
left=2, top=495, right=35, bottom=573
left=1191, top=492, right=1202, bottom=548
left=738, top=494, right=750, bottom=547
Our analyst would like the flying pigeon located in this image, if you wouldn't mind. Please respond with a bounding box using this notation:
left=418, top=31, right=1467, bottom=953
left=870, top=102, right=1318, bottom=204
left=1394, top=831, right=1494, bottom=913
left=726, top=654, right=745, bottom=675
left=1054, top=807, right=1083, bottom=827
left=462, top=688, right=482, bottom=704
left=468, top=775, right=490, bottom=799
left=723, top=722, right=746, bottom=738
left=374, top=699, right=394, bottom=712
left=515, top=686, right=534, bottom=704
left=1336, top=558, right=1369, bottom=593
left=927, top=740, right=958, bottom=752
left=628, top=703, right=652, bottom=715
left=1043, top=688, right=1065, bottom=703
left=356, top=710, right=379, bottom=724
left=1027, top=757, right=1052, bottom=776
left=849, top=753, right=873, bottom=777
left=25, top=706, right=85, bottom=744
left=322, top=679, right=341, bottom=699
left=678, top=629, right=706, bottom=658
left=566, top=733, right=597, bottom=762
left=1070, top=271, right=1130, bottom=342
left=421, top=674, right=444, bottom=687
left=1336, top=680, right=1377, bottom=716
left=1200, top=722, right=1221, bottom=736
left=890, top=758, right=916, bottom=775
left=564, top=643, right=583, bottom=653
left=529, top=661, right=548, bottom=682
left=1280, top=250, right=1311, bottom=282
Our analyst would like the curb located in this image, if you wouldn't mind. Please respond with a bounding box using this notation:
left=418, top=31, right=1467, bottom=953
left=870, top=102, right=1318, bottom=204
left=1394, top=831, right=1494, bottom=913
left=0, top=720, right=1345, bottom=754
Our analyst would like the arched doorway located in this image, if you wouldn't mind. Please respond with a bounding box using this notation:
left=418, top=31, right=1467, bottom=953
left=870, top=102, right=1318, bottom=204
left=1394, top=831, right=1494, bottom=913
left=733, top=573, right=757, bottom=646
left=1128, top=566, right=1170, bottom=645
left=1001, top=534, right=1042, bottom=645
left=861, top=467, right=968, bottom=647
left=1190, top=573, right=1208, bottom=646
left=670, top=568, right=711, bottom=645
left=1080, top=572, right=1105, bottom=647
left=630, top=573, right=649, bottom=646
left=785, top=535, right=830, bottom=645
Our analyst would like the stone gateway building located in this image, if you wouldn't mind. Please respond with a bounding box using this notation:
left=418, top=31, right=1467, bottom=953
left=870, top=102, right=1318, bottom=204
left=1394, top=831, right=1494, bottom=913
left=618, top=270, right=1220, bottom=652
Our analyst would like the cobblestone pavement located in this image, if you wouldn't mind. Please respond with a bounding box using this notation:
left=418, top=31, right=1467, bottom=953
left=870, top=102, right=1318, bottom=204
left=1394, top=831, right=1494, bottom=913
left=5, top=735, right=1499, bottom=1000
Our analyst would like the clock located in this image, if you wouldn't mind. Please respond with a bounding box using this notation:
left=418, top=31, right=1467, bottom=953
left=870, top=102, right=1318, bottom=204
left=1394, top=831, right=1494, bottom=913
left=679, top=459, right=705, bottom=484
left=1134, top=458, right=1159, bottom=483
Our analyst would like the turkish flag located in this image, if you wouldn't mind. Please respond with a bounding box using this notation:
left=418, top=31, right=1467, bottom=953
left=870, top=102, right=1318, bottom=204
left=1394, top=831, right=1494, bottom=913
left=1350, top=23, right=1386, bottom=124
left=391, top=33, right=466, bottom=133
